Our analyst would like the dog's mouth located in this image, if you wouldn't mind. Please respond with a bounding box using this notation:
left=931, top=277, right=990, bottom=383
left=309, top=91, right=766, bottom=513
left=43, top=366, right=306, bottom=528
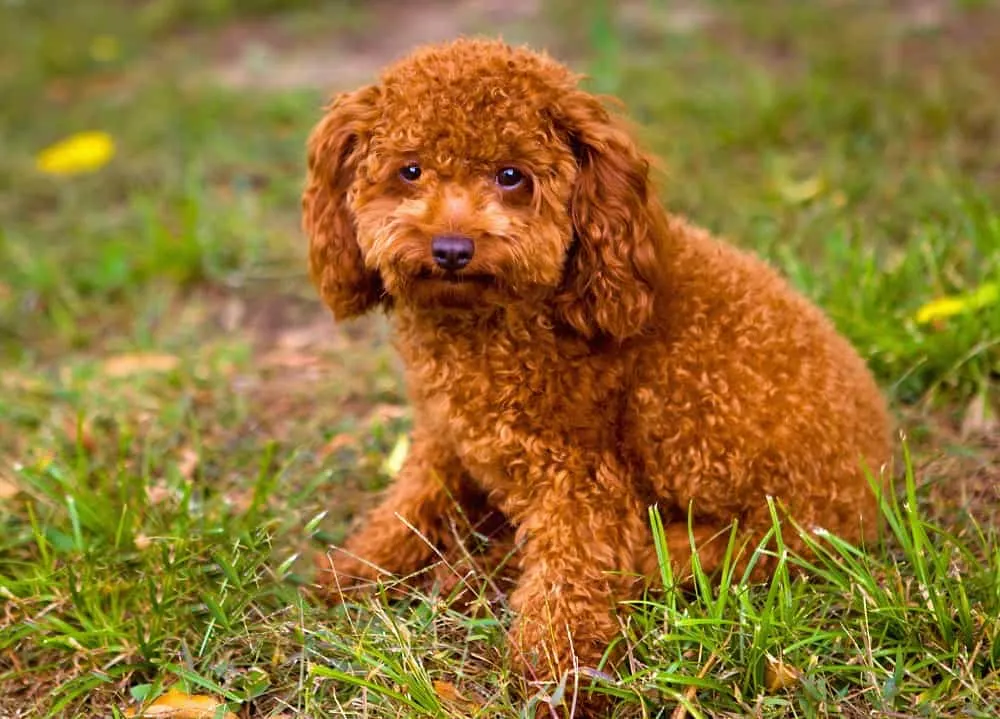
left=400, top=268, right=504, bottom=308
left=415, top=269, right=496, bottom=286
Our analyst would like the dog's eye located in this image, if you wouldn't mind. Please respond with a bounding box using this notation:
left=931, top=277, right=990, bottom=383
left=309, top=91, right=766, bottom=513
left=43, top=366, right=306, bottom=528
left=495, top=167, right=524, bottom=189
left=399, top=163, right=422, bottom=183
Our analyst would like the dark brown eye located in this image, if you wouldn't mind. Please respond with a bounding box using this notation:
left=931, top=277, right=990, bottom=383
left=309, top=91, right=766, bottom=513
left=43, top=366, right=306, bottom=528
left=399, top=163, right=422, bottom=183
left=496, top=167, right=524, bottom=189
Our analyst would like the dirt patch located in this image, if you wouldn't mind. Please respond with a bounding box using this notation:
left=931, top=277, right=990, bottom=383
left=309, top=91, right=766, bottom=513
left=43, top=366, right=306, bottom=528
left=198, top=0, right=726, bottom=92
left=900, top=405, right=1000, bottom=530
left=208, top=0, right=543, bottom=91
left=891, top=1, right=1000, bottom=70
left=921, top=442, right=1000, bottom=529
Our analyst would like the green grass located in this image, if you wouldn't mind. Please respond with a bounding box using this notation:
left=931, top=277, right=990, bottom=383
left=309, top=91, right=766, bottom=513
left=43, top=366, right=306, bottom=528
left=1, top=0, right=998, bottom=716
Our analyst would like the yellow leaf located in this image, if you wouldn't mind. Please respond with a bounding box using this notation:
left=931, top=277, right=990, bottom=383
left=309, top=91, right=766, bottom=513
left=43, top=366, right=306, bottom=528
left=775, top=174, right=825, bottom=204
left=381, top=434, right=410, bottom=477
left=125, top=689, right=237, bottom=719
left=34, top=451, right=55, bottom=472
left=36, top=131, right=115, bottom=176
left=915, top=282, right=999, bottom=325
left=90, top=34, right=120, bottom=62
left=102, top=352, right=179, bottom=377
left=764, top=655, right=800, bottom=692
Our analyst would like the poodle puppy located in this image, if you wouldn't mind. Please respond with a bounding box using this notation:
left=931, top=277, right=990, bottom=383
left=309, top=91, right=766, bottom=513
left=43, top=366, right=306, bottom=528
left=304, top=37, right=892, bottom=707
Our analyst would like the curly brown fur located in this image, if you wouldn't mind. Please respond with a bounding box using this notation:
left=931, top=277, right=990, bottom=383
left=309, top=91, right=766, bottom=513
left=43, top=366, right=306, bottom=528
left=304, top=38, right=892, bottom=715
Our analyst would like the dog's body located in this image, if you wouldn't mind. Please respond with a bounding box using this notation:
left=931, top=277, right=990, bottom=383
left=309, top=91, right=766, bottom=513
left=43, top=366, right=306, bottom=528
left=304, top=38, right=891, bottom=706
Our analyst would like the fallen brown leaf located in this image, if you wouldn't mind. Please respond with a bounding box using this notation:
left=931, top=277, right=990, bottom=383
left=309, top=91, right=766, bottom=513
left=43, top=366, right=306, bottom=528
left=0, top=474, right=19, bottom=500
left=177, top=447, right=200, bottom=480
left=125, top=688, right=237, bottom=718
left=433, top=680, right=484, bottom=712
left=103, top=353, right=179, bottom=378
left=764, top=655, right=801, bottom=693
left=62, top=415, right=97, bottom=454
left=259, top=349, right=323, bottom=369
left=224, top=488, right=254, bottom=514
left=316, top=433, right=358, bottom=462
left=146, top=481, right=175, bottom=507
left=276, top=321, right=331, bottom=351
left=45, top=79, right=73, bottom=102
left=367, top=403, right=409, bottom=424
left=671, top=651, right=718, bottom=719
left=220, top=297, right=246, bottom=332
left=1, top=371, right=46, bottom=392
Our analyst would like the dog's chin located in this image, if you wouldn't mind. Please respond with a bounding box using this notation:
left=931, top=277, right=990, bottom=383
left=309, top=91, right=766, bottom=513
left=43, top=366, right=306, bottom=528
left=391, top=270, right=504, bottom=310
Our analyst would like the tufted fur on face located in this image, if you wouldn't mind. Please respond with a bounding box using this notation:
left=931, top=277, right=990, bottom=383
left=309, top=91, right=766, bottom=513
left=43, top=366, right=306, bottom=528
left=302, top=39, right=668, bottom=340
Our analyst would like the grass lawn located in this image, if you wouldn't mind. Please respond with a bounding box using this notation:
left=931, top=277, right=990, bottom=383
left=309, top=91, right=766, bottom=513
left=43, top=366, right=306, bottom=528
left=1, top=0, right=999, bottom=716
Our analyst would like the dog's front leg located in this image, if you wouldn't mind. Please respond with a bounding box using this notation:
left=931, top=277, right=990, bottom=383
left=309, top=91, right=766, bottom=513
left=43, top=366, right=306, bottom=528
left=315, top=431, right=469, bottom=602
left=505, top=464, right=650, bottom=715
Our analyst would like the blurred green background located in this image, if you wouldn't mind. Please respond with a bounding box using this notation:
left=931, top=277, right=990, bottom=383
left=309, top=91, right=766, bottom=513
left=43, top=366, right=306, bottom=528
left=2, top=0, right=998, bottom=399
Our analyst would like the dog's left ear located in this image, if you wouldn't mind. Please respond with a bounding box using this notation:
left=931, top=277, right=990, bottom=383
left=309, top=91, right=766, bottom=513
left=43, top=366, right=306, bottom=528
left=303, top=85, right=384, bottom=320
left=551, top=90, right=664, bottom=341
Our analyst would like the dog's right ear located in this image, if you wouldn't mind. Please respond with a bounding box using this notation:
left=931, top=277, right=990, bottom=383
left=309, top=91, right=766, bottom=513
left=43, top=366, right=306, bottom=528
left=303, top=85, right=384, bottom=319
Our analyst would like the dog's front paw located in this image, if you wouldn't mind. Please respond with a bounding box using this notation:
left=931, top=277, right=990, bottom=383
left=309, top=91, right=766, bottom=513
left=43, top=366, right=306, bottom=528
left=509, top=617, right=615, bottom=718
left=508, top=617, right=555, bottom=676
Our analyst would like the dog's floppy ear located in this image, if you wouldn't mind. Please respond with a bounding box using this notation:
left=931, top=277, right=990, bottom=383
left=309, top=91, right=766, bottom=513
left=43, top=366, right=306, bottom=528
left=303, top=85, right=384, bottom=319
left=551, top=90, right=664, bottom=341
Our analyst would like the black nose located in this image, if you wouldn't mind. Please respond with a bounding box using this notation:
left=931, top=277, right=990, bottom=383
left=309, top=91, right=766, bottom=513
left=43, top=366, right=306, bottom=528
left=431, top=234, right=474, bottom=271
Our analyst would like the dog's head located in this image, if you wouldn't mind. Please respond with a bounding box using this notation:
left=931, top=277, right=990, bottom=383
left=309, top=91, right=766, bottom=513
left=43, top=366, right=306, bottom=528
left=304, top=38, right=665, bottom=339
